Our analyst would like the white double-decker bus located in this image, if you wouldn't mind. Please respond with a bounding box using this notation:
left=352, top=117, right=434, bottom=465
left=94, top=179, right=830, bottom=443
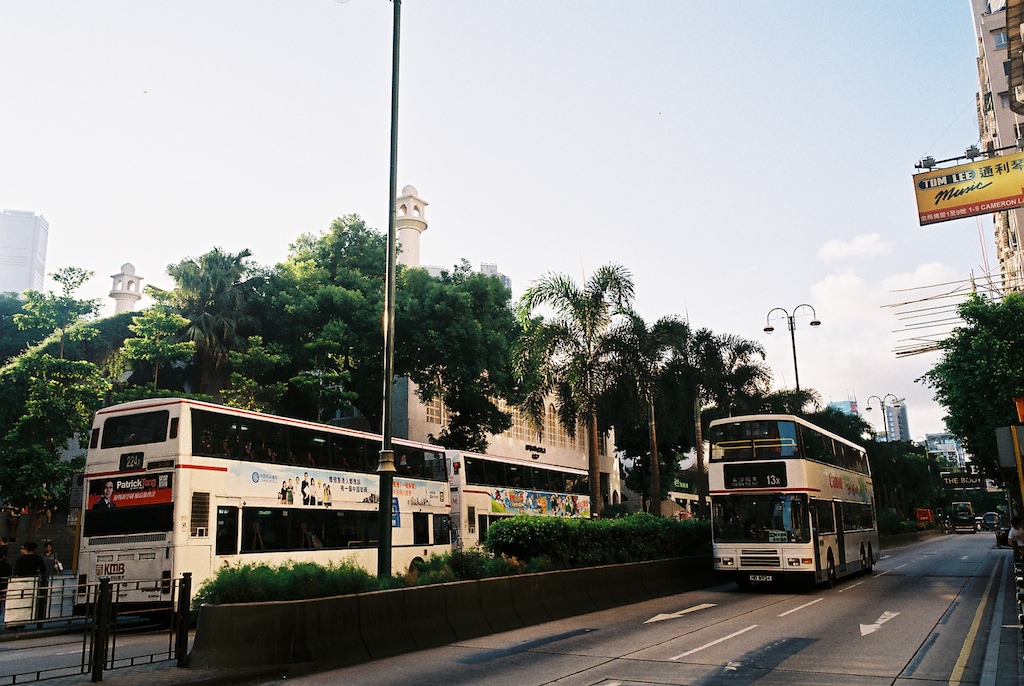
left=446, top=449, right=590, bottom=548
left=708, top=414, right=878, bottom=589
left=78, top=398, right=451, bottom=610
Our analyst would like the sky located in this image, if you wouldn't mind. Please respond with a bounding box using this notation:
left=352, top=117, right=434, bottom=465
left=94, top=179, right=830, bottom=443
left=0, top=2, right=995, bottom=439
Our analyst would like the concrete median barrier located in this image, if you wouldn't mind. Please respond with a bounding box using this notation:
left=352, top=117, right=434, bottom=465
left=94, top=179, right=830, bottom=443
left=358, top=588, right=417, bottom=660
left=508, top=573, right=551, bottom=626
left=190, top=555, right=713, bottom=670
left=304, top=594, right=370, bottom=669
left=190, top=600, right=306, bottom=669
left=442, top=579, right=491, bottom=640
left=478, top=576, right=525, bottom=633
left=403, top=583, right=456, bottom=650
left=641, top=558, right=686, bottom=597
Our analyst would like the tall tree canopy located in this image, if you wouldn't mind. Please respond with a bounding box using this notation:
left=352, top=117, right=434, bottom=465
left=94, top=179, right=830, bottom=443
left=14, top=266, right=99, bottom=359
left=516, top=264, right=635, bottom=516
left=396, top=261, right=518, bottom=451
left=605, top=312, right=693, bottom=514
left=921, top=292, right=1024, bottom=480
left=151, top=248, right=260, bottom=395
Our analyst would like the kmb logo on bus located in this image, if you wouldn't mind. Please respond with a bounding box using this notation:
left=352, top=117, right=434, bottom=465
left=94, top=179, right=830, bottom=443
left=95, top=562, right=125, bottom=577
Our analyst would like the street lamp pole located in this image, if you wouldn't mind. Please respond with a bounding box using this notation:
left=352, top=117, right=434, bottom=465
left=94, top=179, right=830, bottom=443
left=763, top=304, right=820, bottom=394
left=865, top=393, right=899, bottom=442
left=377, top=0, right=402, bottom=579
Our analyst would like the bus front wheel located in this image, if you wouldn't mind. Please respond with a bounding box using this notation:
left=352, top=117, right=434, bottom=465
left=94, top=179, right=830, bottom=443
left=822, top=553, right=836, bottom=589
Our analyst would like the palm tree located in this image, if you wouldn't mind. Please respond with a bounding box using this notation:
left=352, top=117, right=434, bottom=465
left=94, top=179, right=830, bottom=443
left=606, top=311, right=692, bottom=515
left=672, top=328, right=770, bottom=515
left=515, top=264, right=635, bottom=517
left=151, top=248, right=259, bottom=395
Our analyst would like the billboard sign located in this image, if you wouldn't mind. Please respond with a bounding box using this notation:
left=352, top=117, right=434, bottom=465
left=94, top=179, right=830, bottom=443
left=913, top=151, right=1024, bottom=225
left=940, top=471, right=983, bottom=489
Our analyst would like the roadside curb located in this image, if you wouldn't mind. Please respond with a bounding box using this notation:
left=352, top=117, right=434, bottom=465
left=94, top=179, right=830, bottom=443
left=99, top=664, right=309, bottom=686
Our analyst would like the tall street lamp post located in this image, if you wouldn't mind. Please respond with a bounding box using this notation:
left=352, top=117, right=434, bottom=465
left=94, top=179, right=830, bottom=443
left=377, top=0, right=402, bottom=579
left=865, top=394, right=900, bottom=443
left=763, top=304, right=820, bottom=394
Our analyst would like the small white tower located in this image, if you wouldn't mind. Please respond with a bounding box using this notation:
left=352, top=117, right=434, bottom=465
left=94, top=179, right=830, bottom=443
left=110, top=263, right=143, bottom=314
left=395, top=185, right=428, bottom=268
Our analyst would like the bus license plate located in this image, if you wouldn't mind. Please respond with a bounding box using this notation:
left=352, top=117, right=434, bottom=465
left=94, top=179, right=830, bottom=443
left=749, top=574, right=773, bottom=582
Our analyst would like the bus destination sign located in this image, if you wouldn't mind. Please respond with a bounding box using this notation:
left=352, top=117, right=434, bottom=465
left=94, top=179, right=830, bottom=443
left=119, top=452, right=145, bottom=471
left=723, top=462, right=787, bottom=490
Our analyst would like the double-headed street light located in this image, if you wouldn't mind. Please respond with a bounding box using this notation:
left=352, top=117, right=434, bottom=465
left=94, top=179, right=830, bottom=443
left=865, top=394, right=900, bottom=442
left=763, top=304, right=820, bottom=394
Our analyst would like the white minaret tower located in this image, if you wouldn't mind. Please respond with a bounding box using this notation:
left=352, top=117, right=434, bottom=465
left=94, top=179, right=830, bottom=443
left=110, top=263, right=143, bottom=314
left=395, top=185, right=428, bottom=268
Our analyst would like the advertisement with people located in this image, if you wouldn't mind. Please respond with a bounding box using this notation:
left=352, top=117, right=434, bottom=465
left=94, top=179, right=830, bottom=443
left=489, top=487, right=590, bottom=518
left=87, top=473, right=173, bottom=509
left=226, top=463, right=447, bottom=512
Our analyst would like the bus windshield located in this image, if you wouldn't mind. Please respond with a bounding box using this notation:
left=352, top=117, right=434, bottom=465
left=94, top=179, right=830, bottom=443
left=710, top=420, right=798, bottom=461
left=712, top=494, right=810, bottom=544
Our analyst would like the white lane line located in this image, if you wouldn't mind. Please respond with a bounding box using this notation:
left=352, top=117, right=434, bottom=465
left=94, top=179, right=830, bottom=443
left=670, top=624, right=758, bottom=660
left=778, top=597, right=823, bottom=617
left=874, top=563, right=909, bottom=577
left=838, top=579, right=867, bottom=593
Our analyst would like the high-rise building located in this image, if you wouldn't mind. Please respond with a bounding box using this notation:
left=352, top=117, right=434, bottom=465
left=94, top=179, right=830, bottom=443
left=884, top=400, right=911, bottom=443
left=970, top=0, right=1024, bottom=293
left=921, top=433, right=967, bottom=469
left=0, top=209, right=48, bottom=294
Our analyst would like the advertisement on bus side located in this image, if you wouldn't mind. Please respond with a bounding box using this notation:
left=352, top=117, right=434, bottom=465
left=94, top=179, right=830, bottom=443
left=87, top=472, right=173, bottom=509
left=226, top=463, right=447, bottom=511
left=488, top=487, right=590, bottom=518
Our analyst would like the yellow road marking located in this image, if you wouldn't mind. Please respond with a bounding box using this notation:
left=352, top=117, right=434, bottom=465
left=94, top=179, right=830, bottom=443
left=949, top=561, right=998, bottom=684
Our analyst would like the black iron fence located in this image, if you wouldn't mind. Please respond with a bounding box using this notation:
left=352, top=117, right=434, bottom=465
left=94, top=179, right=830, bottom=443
left=0, top=573, right=192, bottom=683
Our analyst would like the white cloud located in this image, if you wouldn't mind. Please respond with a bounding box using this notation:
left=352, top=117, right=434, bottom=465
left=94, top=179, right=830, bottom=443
left=817, top=233, right=895, bottom=262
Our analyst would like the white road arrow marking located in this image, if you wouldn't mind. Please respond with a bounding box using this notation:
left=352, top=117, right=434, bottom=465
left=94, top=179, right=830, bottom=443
left=645, top=602, right=716, bottom=624
left=960, top=555, right=969, bottom=561
left=860, top=611, right=900, bottom=636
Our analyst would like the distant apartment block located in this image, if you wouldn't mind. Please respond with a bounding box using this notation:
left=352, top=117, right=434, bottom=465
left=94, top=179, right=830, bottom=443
left=970, top=0, right=1024, bottom=292
left=0, top=209, right=48, bottom=294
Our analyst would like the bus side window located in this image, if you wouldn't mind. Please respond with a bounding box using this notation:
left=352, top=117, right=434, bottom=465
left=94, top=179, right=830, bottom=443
left=216, top=506, right=239, bottom=556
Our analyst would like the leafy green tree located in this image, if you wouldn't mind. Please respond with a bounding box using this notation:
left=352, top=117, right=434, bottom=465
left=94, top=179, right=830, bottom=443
left=397, top=262, right=518, bottom=451
left=14, top=267, right=99, bottom=359
left=0, top=354, right=109, bottom=512
left=0, top=293, right=50, bottom=364
left=261, top=216, right=387, bottom=424
left=920, top=293, right=1024, bottom=480
left=516, top=264, right=635, bottom=516
left=120, top=306, right=194, bottom=387
left=262, top=219, right=519, bottom=448
left=224, top=336, right=291, bottom=413
left=151, top=248, right=260, bottom=395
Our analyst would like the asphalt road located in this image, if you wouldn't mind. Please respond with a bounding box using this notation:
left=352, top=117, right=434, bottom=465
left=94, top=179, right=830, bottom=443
left=250, top=534, right=1022, bottom=686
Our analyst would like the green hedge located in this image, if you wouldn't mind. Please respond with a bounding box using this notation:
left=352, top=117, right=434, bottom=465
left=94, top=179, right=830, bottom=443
left=193, top=514, right=712, bottom=607
left=192, top=560, right=401, bottom=609
left=482, top=513, right=711, bottom=566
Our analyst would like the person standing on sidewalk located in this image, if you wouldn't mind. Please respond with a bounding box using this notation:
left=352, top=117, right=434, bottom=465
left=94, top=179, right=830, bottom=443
left=1008, top=516, right=1024, bottom=561
left=13, top=541, right=48, bottom=622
